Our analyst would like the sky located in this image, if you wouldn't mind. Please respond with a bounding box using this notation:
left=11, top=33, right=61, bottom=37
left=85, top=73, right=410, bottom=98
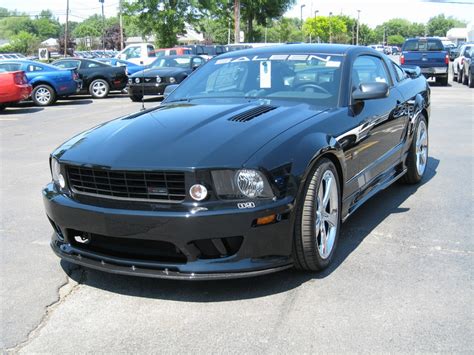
left=0, top=0, right=473, bottom=27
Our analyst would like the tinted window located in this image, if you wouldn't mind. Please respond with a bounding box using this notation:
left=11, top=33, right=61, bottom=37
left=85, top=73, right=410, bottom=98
left=402, top=39, right=444, bottom=51
left=352, top=55, right=390, bottom=89
left=147, top=45, right=155, bottom=57
left=27, top=64, right=44, bottom=72
left=84, top=61, right=104, bottom=68
left=0, top=63, right=21, bottom=72
left=54, top=60, right=80, bottom=69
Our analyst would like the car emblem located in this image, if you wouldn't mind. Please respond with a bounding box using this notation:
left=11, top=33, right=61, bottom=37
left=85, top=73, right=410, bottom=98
left=74, top=233, right=91, bottom=244
left=148, top=187, right=168, bottom=195
left=145, top=78, right=151, bottom=82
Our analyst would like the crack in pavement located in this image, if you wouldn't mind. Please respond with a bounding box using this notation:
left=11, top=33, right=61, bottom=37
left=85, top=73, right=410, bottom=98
left=5, top=266, right=86, bottom=354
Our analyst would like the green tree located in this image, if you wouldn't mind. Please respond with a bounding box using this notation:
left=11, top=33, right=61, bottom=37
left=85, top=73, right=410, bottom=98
left=7, top=31, right=40, bottom=54
left=426, top=14, right=466, bottom=37
left=72, top=14, right=104, bottom=38
left=33, top=10, right=61, bottom=40
left=387, top=34, right=404, bottom=46
left=303, top=16, right=347, bottom=43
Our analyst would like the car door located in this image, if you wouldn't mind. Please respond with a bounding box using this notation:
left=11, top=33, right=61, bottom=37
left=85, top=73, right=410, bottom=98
left=350, top=54, right=407, bottom=190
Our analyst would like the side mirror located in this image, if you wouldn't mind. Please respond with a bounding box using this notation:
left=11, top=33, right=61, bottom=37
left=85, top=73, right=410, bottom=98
left=192, top=64, right=200, bottom=71
left=352, top=82, right=389, bottom=101
left=402, top=66, right=421, bottom=79
left=163, top=84, right=179, bottom=99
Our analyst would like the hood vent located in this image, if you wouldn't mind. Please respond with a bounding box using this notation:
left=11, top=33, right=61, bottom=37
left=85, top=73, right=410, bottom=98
left=228, top=105, right=277, bottom=122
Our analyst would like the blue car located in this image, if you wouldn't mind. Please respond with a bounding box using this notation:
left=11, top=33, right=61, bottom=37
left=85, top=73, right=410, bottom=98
left=95, top=58, right=146, bottom=75
left=0, top=60, right=81, bottom=106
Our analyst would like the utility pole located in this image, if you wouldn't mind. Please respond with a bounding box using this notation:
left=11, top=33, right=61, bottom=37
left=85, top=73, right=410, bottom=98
left=234, top=0, right=240, bottom=44
left=119, top=0, right=124, bottom=50
left=356, top=9, right=360, bottom=45
left=300, top=4, right=306, bottom=42
left=64, top=0, right=69, bottom=57
left=329, top=12, right=333, bottom=44
left=100, top=0, right=105, bottom=50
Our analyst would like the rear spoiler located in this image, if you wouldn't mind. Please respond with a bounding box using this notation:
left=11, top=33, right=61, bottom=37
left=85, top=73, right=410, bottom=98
left=401, top=65, right=421, bottom=79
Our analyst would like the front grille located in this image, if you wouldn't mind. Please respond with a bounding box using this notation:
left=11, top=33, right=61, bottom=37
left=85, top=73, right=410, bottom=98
left=68, top=229, right=187, bottom=263
left=67, top=166, right=186, bottom=202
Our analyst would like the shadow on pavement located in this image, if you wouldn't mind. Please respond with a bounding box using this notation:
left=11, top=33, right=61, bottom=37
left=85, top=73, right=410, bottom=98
left=0, top=107, right=44, bottom=114
left=65, top=157, right=440, bottom=301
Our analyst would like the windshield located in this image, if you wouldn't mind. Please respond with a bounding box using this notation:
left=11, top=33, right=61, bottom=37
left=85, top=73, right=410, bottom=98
left=165, top=53, right=343, bottom=107
left=151, top=57, right=191, bottom=69
left=403, top=39, right=444, bottom=51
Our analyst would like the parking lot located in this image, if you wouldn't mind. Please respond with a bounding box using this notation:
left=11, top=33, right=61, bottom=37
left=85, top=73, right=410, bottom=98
left=1, top=76, right=473, bottom=353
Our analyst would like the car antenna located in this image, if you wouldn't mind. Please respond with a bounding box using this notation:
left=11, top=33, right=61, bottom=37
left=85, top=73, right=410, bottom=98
left=140, top=66, right=145, bottom=111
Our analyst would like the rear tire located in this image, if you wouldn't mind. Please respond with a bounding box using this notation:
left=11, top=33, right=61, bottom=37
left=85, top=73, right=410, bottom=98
left=32, top=84, right=56, bottom=106
left=293, top=158, right=341, bottom=271
left=457, top=69, right=463, bottom=83
left=436, top=76, right=448, bottom=86
left=403, top=115, right=428, bottom=184
left=130, top=93, right=143, bottom=102
left=462, top=70, right=469, bottom=85
left=0, top=104, right=6, bottom=111
left=469, top=72, right=474, bottom=88
left=89, top=79, right=110, bottom=99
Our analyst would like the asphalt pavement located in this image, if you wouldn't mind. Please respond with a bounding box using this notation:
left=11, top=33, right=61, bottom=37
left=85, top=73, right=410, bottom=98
left=0, top=80, right=473, bottom=353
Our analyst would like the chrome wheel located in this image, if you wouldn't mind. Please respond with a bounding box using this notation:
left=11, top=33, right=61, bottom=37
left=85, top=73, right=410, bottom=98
left=91, top=81, right=107, bottom=97
left=415, top=120, right=428, bottom=176
left=35, top=87, right=51, bottom=105
left=315, top=170, right=339, bottom=259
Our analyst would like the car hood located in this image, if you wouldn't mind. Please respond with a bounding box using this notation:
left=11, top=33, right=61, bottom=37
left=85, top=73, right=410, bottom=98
left=131, top=67, right=187, bottom=77
left=54, top=101, right=325, bottom=170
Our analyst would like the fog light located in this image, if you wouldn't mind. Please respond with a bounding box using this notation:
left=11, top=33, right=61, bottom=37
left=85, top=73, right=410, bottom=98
left=156, top=75, right=162, bottom=83
left=58, top=174, right=66, bottom=189
left=189, top=184, right=208, bottom=201
left=134, top=77, right=140, bottom=84
left=169, top=76, right=176, bottom=83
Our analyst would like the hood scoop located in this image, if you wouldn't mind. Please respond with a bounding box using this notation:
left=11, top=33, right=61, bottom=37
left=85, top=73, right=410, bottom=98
left=228, top=104, right=277, bottom=122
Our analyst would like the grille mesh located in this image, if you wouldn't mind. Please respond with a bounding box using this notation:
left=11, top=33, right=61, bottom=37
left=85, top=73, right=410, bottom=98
left=67, top=166, right=186, bottom=202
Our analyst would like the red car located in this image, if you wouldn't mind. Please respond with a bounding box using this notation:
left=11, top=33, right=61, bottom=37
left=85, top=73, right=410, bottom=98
left=0, top=70, right=32, bottom=111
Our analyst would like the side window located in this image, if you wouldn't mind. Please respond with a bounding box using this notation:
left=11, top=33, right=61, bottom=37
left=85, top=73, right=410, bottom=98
left=55, top=61, right=79, bottom=69
left=352, top=55, right=390, bottom=89
left=169, top=50, right=177, bottom=55
left=0, top=63, right=21, bottom=72
left=124, top=46, right=141, bottom=59
left=147, top=45, right=155, bottom=57
left=27, top=65, right=44, bottom=72
left=85, top=61, right=102, bottom=68
left=392, top=62, right=407, bottom=82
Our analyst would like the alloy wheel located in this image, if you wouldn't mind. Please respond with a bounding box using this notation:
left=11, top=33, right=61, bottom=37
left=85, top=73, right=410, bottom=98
left=314, top=170, right=339, bottom=259
left=35, top=87, right=51, bottom=105
left=415, top=120, right=428, bottom=176
left=92, top=81, right=107, bottom=97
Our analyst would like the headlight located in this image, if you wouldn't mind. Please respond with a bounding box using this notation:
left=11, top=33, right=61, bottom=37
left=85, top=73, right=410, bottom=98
left=134, top=77, right=140, bottom=84
left=169, top=76, right=176, bottom=83
left=156, top=75, right=162, bottom=83
left=128, top=78, right=132, bottom=84
left=211, top=169, right=273, bottom=199
left=51, top=158, right=65, bottom=189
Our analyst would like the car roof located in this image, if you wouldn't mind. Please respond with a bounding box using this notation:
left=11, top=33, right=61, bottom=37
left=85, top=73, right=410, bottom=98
left=217, top=44, right=363, bottom=59
left=0, top=60, right=58, bottom=69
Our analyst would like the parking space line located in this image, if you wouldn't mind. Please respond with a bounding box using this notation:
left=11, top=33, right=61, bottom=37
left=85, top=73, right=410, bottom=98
left=0, top=117, right=19, bottom=121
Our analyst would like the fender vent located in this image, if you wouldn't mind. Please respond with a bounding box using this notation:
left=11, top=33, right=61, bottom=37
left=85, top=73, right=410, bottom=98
left=228, top=105, right=277, bottom=122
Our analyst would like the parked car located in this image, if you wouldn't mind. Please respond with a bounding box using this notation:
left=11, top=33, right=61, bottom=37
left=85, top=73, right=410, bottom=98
left=155, top=47, right=192, bottom=57
left=383, top=46, right=392, bottom=55
left=452, top=43, right=474, bottom=83
left=0, top=60, right=81, bottom=106
left=391, top=46, right=400, bottom=55
left=127, top=55, right=205, bottom=101
left=52, top=58, right=128, bottom=99
left=400, top=37, right=449, bottom=86
left=116, top=43, right=156, bottom=65
left=44, top=44, right=430, bottom=280
left=95, top=58, right=146, bottom=75
left=369, top=44, right=385, bottom=53
left=0, top=70, right=32, bottom=110
left=203, top=45, right=227, bottom=57
left=460, top=47, right=474, bottom=87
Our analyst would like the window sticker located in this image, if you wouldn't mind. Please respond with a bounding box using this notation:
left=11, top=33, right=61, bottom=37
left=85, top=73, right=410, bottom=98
left=326, top=61, right=341, bottom=67
left=260, top=61, right=271, bottom=88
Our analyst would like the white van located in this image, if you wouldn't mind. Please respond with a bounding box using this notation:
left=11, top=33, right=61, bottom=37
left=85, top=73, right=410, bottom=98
left=116, top=43, right=156, bottom=65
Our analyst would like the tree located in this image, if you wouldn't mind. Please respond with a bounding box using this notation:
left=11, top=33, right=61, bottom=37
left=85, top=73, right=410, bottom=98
left=104, top=23, right=126, bottom=50
left=123, top=0, right=206, bottom=48
left=58, top=35, right=76, bottom=56
left=73, top=15, right=104, bottom=38
left=426, top=14, right=466, bottom=37
left=240, top=0, right=296, bottom=42
left=303, top=16, right=347, bottom=44
left=387, top=34, right=404, bottom=46
left=7, top=31, right=40, bottom=55
left=33, top=10, right=61, bottom=40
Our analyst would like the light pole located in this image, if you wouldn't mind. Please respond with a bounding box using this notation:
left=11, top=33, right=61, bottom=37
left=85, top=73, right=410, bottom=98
left=300, top=4, right=306, bottom=42
left=64, top=0, right=69, bottom=57
left=99, top=0, right=105, bottom=50
left=329, top=12, right=333, bottom=44
left=356, top=9, right=360, bottom=45
left=119, top=0, right=124, bottom=50
left=314, top=10, right=319, bottom=43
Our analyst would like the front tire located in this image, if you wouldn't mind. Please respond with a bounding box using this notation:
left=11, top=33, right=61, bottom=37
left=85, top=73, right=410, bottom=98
left=32, top=85, right=56, bottom=106
left=403, top=115, right=428, bottom=184
left=462, top=70, right=469, bottom=85
left=436, top=76, right=448, bottom=86
left=89, top=79, right=110, bottom=99
left=293, top=158, right=341, bottom=271
left=457, top=69, right=463, bottom=83
left=469, top=72, right=474, bottom=88
left=130, top=93, right=143, bottom=102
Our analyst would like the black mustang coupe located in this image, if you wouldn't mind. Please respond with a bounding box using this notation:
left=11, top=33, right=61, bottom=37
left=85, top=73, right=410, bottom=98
left=44, top=44, right=430, bottom=280
left=52, top=58, right=128, bottom=98
left=127, top=55, right=206, bottom=101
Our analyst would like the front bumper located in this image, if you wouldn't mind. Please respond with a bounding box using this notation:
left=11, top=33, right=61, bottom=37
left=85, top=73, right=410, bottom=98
left=43, top=183, right=295, bottom=280
left=128, top=83, right=168, bottom=96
